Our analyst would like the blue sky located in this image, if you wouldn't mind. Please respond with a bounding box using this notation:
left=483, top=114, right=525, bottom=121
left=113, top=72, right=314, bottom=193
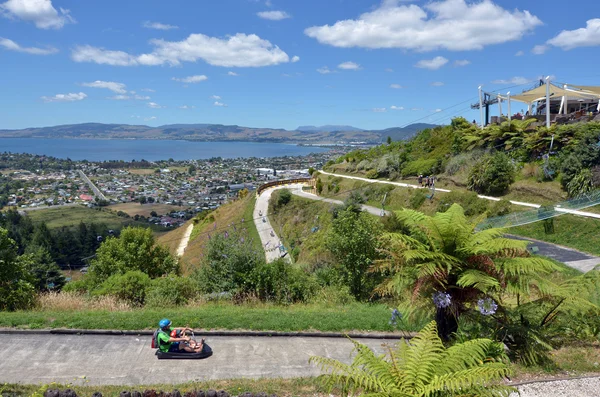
left=1, top=0, right=599, bottom=130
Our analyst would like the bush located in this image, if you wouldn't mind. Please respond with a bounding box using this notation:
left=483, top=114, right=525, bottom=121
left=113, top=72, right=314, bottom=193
left=437, top=191, right=488, bottom=216
left=311, top=285, right=356, bottom=305
left=62, top=278, right=93, bottom=294
left=365, top=169, right=379, bottom=179
left=93, top=270, right=151, bottom=306
left=146, top=275, right=197, bottom=307
left=468, top=152, right=515, bottom=196
left=488, top=199, right=512, bottom=217
left=276, top=189, right=292, bottom=207
left=401, top=158, right=438, bottom=177
left=444, top=150, right=485, bottom=176
left=252, top=259, right=318, bottom=303
left=409, top=189, right=427, bottom=209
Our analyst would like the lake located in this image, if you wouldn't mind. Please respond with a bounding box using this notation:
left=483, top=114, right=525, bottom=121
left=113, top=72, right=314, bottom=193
left=0, top=138, right=328, bottom=161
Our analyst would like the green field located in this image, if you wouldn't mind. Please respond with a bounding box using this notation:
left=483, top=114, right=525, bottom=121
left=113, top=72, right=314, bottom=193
left=0, top=302, right=416, bottom=332
left=25, top=206, right=165, bottom=233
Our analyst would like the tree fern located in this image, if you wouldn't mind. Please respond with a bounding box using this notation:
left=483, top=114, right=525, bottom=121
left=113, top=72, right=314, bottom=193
left=310, top=321, right=514, bottom=397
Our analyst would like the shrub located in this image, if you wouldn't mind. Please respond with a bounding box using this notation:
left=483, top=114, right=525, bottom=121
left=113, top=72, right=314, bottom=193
left=437, top=191, right=488, bottom=216
left=62, top=278, right=93, bottom=294
left=146, top=275, right=198, bottom=307
left=409, top=189, right=427, bottom=209
left=311, top=285, right=356, bottom=305
left=365, top=169, right=378, bottom=179
left=93, top=270, right=151, bottom=306
left=488, top=199, right=512, bottom=217
left=401, top=158, right=438, bottom=177
left=468, top=152, right=515, bottom=196
left=276, top=189, right=292, bottom=207
left=252, top=259, right=318, bottom=303
left=444, top=150, right=486, bottom=176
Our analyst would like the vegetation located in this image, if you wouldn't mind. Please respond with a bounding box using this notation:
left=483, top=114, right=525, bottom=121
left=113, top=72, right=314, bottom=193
left=311, top=321, right=513, bottom=397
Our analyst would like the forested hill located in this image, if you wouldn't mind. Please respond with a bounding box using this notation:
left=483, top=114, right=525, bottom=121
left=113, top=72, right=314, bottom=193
left=0, top=122, right=436, bottom=144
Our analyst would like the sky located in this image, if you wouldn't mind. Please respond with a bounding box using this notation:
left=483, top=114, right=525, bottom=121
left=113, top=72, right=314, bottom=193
left=1, top=0, right=599, bottom=131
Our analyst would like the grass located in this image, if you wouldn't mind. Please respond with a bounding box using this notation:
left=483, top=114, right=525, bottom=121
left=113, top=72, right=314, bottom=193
left=1, top=378, right=324, bottom=397
left=0, top=301, right=407, bottom=332
left=26, top=206, right=142, bottom=230
left=173, top=195, right=260, bottom=273
left=510, top=214, right=600, bottom=256
left=107, top=202, right=190, bottom=217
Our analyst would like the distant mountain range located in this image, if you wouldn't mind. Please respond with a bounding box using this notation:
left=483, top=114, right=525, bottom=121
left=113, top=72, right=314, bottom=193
left=0, top=122, right=437, bottom=144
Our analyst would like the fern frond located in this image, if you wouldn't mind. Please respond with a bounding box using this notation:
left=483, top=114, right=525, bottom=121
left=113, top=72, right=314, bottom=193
left=456, top=269, right=501, bottom=292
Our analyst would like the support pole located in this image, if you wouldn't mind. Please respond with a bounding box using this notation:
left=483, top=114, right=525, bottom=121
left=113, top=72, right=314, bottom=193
left=498, top=96, right=502, bottom=120
left=563, top=84, right=568, bottom=115
left=478, top=86, right=484, bottom=129
left=545, top=76, right=551, bottom=128
left=507, top=92, right=511, bottom=124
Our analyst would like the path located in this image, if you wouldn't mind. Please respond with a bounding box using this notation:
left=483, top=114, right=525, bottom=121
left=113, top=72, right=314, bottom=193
left=292, top=187, right=600, bottom=273
left=319, top=170, right=600, bottom=216
left=0, top=333, right=392, bottom=386
left=78, top=170, right=108, bottom=202
left=254, top=185, right=302, bottom=263
left=1, top=333, right=598, bottom=396
left=176, top=223, right=194, bottom=257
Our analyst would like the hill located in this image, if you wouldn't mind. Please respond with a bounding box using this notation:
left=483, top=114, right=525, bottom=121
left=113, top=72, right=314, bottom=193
left=0, top=122, right=436, bottom=144
left=296, top=125, right=364, bottom=132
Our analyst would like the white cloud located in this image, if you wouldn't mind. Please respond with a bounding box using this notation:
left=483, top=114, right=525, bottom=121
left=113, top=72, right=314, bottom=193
left=531, top=44, right=547, bottom=54
left=141, top=88, right=155, bottom=92
left=41, top=92, right=86, bottom=103
left=0, top=37, right=57, bottom=55
left=147, top=102, right=164, bottom=109
left=304, top=0, right=541, bottom=52
left=373, top=107, right=387, bottom=113
left=546, top=19, right=600, bottom=50
left=0, top=0, right=74, bottom=29
left=108, top=95, right=130, bottom=100
left=71, top=33, right=291, bottom=67
left=257, top=10, right=290, bottom=20
left=142, top=21, right=178, bottom=30
left=415, top=56, right=448, bottom=70
left=316, top=66, right=333, bottom=74
left=210, top=95, right=221, bottom=100
left=227, top=71, right=239, bottom=76
left=134, top=95, right=150, bottom=100
left=145, top=116, right=157, bottom=121
left=82, top=80, right=127, bottom=94
left=390, top=105, right=404, bottom=110
left=411, top=107, right=423, bottom=111
left=214, top=101, right=227, bottom=107
left=454, top=59, right=470, bottom=66
left=515, top=50, right=524, bottom=56
left=491, top=76, right=533, bottom=85
left=430, top=81, right=445, bottom=86
left=172, top=75, right=208, bottom=83
left=337, top=61, right=361, bottom=70
left=434, top=108, right=443, bottom=112
left=390, top=84, right=402, bottom=89
left=179, top=105, right=195, bottom=109
left=385, top=68, right=394, bottom=72
left=291, top=55, right=300, bottom=62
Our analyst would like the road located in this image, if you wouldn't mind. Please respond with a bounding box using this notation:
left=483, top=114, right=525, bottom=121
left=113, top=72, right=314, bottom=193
left=0, top=333, right=393, bottom=386
left=292, top=189, right=390, bottom=216
left=254, top=184, right=305, bottom=263
left=78, top=170, right=108, bottom=202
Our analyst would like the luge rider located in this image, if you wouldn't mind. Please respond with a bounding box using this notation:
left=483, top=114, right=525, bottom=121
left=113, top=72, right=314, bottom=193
left=156, top=318, right=205, bottom=353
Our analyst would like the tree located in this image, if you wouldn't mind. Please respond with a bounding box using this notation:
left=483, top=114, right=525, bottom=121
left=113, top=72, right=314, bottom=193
left=194, top=229, right=264, bottom=294
left=316, top=178, right=323, bottom=194
left=0, top=227, right=36, bottom=311
left=308, top=167, right=315, bottom=176
left=387, top=135, right=392, bottom=145
left=372, top=204, right=563, bottom=340
left=468, top=152, right=515, bottom=196
left=89, top=227, right=178, bottom=283
left=188, top=165, right=197, bottom=175
left=22, top=245, right=66, bottom=291
left=327, top=208, right=380, bottom=300
left=310, top=321, right=513, bottom=397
